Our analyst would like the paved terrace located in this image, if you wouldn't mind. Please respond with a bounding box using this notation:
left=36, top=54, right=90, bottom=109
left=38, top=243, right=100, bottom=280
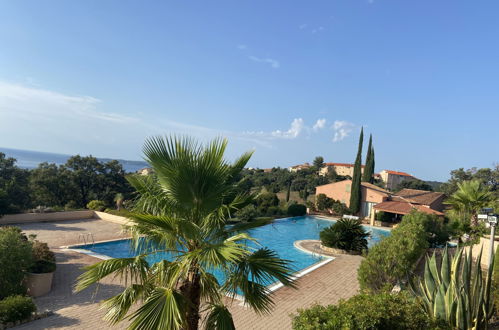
left=10, top=218, right=362, bottom=330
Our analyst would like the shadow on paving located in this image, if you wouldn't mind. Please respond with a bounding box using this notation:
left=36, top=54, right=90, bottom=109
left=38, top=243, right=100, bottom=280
left=14, top=314, right=81, bottom=329
left=34, top=252, right=125, bottom=313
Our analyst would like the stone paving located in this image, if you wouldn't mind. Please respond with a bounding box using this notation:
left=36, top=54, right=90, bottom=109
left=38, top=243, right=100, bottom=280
left=10, top=218, right=362, bottom=330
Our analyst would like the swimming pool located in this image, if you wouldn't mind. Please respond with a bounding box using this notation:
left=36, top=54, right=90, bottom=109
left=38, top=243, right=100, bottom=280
left=73, top=216, right=390, bottom=291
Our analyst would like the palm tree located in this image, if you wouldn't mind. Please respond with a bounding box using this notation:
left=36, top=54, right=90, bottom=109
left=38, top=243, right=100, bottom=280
left=75, top=136, right=295, bottom=330
left=114, top=193, right=124, bottom=211
left=445, top=180, right=494, bottom=227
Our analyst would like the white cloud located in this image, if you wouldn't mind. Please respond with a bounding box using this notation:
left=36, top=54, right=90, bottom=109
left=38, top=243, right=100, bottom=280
left=248, top=56, right=280, bottom=69
left=237, top=44, right=247, bottom=50
left=311, top=26, right=325, bottom=34
left=271, top=118, right=304, bottom=138
left=0, top=81, right=277, bottom=157
left=332, top=120, right=355, bottom=142
left=313, top=118, right=326, bottom=131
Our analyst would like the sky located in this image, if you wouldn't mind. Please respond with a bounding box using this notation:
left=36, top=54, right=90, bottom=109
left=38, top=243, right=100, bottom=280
left=0, top=1, right=498, bottom=181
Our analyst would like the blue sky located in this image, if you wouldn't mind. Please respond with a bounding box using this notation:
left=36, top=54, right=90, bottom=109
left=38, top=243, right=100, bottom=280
left=0, top=0, right=498, bottom=181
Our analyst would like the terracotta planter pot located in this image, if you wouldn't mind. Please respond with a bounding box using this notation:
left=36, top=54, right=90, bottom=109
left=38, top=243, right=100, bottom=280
left=26, top=272, right=54, bottom=297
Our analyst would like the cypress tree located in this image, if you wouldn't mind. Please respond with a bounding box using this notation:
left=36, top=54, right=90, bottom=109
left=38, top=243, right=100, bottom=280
left=286, top=182, right=291, bottom=202
left=349, top=127, right=363, bottom=214
left=362, top=134, right=375, bottom=183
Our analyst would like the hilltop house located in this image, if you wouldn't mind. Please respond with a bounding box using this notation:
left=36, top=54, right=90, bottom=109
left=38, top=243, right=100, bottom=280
left=288, top=163, right=312, bottom=172
left=379, top=169, right=415, bottom=191
left=315, top=180, right=390, bottom=219
left=137, top=167, right=154, bottom=175
left=319, top=163, right=365, bottom=177
left=315, top=181, right=445, bottom=227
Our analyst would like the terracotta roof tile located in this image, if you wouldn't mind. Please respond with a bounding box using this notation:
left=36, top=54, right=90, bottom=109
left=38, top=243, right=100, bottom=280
left=373, top=200, right=444, bottom=216
left=394, top=189, right=445, bottom=205
left=384, top=170, right=413, bottom=177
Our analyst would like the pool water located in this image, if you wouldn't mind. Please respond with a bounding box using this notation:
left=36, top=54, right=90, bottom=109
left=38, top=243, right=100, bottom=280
left=77, top=216, right=390, bottom=290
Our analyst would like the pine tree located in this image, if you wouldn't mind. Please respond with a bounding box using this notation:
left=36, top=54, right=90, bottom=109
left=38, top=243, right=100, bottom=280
left=362, top=134, right=375, bottom=183
left=349, top=127, right=363, bottom=214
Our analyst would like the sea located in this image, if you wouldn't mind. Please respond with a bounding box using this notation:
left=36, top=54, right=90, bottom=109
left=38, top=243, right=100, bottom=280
left=0, top=147, right=149, bottom=173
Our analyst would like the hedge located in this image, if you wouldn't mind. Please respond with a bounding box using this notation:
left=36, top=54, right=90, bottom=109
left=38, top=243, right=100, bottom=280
left=0, top=295, right=36, bottom=324
left=357, top=212, right=429, bottom=292
left=292, top=292, right=443, bottom=330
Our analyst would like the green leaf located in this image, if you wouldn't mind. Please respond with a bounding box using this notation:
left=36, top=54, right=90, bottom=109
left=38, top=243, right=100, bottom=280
left=203, top=303, right=236, bottom=330
left=128, top=287, right=186, bottom=330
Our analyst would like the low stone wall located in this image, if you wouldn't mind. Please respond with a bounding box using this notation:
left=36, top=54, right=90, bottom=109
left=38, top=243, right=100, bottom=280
left=0, top=210, right=95, bottom=225
left=93, top=211, right=130, bottom=225
left=0, top=210, right=130, bottom=226
left=469, top=236, right=499, bottom=269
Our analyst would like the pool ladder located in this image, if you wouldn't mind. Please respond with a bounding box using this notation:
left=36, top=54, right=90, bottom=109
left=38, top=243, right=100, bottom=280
left=78, top=232, right=95, bottom=247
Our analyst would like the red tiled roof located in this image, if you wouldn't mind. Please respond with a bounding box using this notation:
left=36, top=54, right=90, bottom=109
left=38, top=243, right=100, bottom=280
left=360, top=182, right=391, bottom=196
left=373, top=200, right=444, bottom=216
left=394, top=189, right=445, bottom=206
left=384, top=170, right=413, bottom=177
left=324, top=163, right=365, bottom=168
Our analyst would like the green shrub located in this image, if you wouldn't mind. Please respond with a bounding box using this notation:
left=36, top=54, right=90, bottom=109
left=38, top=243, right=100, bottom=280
left=287, top=204, right=307, bottom=217
left=331, top=201, right=349, bottom=216
left=375, top=211, right=393, bottom=222
left=266, top=206, right=285, bottom=216
left=316, top=194, right=333, bottom=211
left=236, top=205, right=259, bottom=222
left=86, top=200, right=106, bottom=211
left=292, top=292, right=440, bottom=330
left=401, top=211, right=450, bottom=247
left=357, top=214, right=429, bottom=292
left=255, top=192, right=280, bottom=215
left=0, top=228, right=33, bottom=299
left=320, top=219, right=368, bottom=253
left=31, top=240, right=55, bottom=263
left=29, top=260, right=56, bottom=273
left=0, top=295, right=36, bottom=324
left=64, top=200, right=79, bottom=210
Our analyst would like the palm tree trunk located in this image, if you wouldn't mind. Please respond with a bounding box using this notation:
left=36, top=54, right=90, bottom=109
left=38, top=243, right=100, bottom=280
left=180, top=271, right=201, bottom=330
left=471, top=213, right=479, bottom=227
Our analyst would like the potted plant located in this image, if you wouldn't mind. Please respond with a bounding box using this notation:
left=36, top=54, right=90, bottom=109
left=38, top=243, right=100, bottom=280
left=320, top=218, right=369, bottom=254
left=25, top=240, right=56, bottom=297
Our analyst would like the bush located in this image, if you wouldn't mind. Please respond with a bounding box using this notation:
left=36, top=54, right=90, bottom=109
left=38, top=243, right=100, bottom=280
left=357, top=214, right=429, bottom=292
left=288, top=204, right=307, bottom=217
left=0, top=228, right=33, bottom=299
left=331, top=201, right=349, bottom=216
left=266, top=206, right=285, bottom=216
left=292, top=292, right=440, bottom=330
left=255, top=192, right=280, bottom=215
left=375, top=211, right=393, bottom=222
left=28, top=238, right=56, bottom=274
left=31, top=240, right=55, bottom=263
left=316, top=194, right=334, bottom=211
left=86, top=200, right=106, bottom=211
left=29, top=260, right=56, bottom=274
left=0, top=295, right=36, bottom=324
left=64, top=200, right=79, bottom=210
left=236, top=205, right=259, bottom=222
left=320, top=218, right=368, bottom=253
left=402, top=211, right=450, bottom=247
